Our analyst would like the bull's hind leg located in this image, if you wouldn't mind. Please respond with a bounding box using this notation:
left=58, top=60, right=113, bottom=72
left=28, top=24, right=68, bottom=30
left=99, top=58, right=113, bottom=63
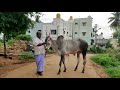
left=82, top=50, right=87, bottom=73
left=74, top=51, right=80, bottom=71
left=63, top=56, right=66, bottom=72
left=63, top=57, right=66, bottom=72
left=57, top=59, right=62, bottom=75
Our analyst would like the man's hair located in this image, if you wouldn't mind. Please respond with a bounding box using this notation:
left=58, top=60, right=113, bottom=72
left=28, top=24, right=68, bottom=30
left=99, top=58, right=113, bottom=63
left=36, top=31, right=42, bottom=36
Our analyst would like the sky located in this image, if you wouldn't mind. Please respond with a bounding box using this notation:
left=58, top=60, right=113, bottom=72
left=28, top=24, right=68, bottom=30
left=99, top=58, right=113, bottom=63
left=40, top=12, right=114, bottom=39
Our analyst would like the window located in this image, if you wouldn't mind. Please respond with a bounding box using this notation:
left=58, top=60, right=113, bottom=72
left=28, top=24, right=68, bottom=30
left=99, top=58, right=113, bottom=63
left=91, top=33, right=92, bottom=37
left=82, top=22, right=87, bottom=26
left=67, top=32, right=68, bottom=36
left=75, top=32, right=77, bottom=34
left=82, top=32, right=86, bottom=36
left=51, top=30, right=56, bottom=35
left=91, top=39, right=94, bottom=45
left=75, top=23, right=78, bottom=25
left=64, top=31, right=65, bottom=34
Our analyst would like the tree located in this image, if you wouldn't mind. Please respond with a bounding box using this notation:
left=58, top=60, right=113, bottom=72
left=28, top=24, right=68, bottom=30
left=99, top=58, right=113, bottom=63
left=108, top=12, right=120, bottom=44
left=0, top=12, right=42, bottom=58
left=113, top=31, right=118, bottom=39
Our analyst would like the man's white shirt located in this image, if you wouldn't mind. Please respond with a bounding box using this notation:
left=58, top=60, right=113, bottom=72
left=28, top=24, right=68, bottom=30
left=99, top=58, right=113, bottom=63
left=33, top=37, right=45, bottom=55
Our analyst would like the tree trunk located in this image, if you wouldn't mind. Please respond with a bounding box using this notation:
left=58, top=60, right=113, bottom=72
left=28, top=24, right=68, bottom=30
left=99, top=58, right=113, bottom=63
left=3, top=34, right=7, bottom=58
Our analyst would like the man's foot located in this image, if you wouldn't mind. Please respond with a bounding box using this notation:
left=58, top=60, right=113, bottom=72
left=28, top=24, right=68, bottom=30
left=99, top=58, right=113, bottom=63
left=37, top=71, right=43, bottom=76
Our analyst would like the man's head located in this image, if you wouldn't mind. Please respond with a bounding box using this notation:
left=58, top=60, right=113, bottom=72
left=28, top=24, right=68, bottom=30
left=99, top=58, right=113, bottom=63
left=36, top=31, right=42, bottom=39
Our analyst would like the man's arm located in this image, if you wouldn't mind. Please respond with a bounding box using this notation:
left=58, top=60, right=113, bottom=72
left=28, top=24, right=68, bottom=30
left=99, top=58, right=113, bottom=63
left=37, top=42, right=46, bottom=46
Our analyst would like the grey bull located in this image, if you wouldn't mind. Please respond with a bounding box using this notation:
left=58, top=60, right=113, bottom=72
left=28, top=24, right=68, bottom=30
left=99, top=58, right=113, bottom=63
left=45, top=35, right=88, bottom=75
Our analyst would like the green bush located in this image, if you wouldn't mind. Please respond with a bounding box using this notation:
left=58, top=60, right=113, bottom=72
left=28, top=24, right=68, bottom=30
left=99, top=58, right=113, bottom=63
left=0, top=39, right=3, bottom=43
left=90, top=45, right=97, bottom=53
left=16, top=34, right=32, bottom=41
left=91, top=54, right=120, bottom=68
left=106, top=48, right=120, bottom=61
left=0, top=42, right=3, bottom=47
left=90, top=45, right=106, bottom=54
left=7, top=39, right=16, bottom=46
left=106, top=67, right=120, bottom=78
left=91, top=54, right=120, bottom=78
left=106, top=40, right=113, bottom=48
left=18, top=52, right=35, bottom=60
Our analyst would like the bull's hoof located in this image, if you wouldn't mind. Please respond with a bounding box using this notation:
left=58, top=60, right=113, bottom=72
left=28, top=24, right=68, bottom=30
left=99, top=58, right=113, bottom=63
left=82, top=70, right=85, bottom=73
left=63, top=69, right=66, bottom=72
left=74, top=67, right=77, bottom=71
left=57, top=72, right=60, bottom=75
left=74, top=69, right=76, bottom=71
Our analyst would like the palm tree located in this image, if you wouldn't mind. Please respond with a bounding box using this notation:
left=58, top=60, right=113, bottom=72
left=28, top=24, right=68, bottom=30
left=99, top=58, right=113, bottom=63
left=108, top=12, right=120, bottom=45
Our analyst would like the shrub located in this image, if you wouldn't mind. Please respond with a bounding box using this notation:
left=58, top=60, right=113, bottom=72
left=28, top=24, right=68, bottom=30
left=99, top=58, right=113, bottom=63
left=91, top=54, right=120, bottom=68
left=106, top=40, right=113, bottom=48
left=90, top=45, right=97, bottom=53
left=106, top=48, right=120, bottom=61
left=18, top=52, right=35, bottom=60
left=0, top=39, right=3, bottom=43
left=0, top=42, right=3, bottom=47
left=106, top=67, right=120, bottom=78
left=90, top=45, right=106, bottom=54
left=7, top=39, right=16, bottom=46
left=16, top=34, right=32, bottom=41
left=91, top=54, right=120, bottom=78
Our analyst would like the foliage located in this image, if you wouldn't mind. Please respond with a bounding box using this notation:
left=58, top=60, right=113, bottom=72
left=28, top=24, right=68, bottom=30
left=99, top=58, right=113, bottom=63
left=7, top=39, right=16, bottom=46
left=18, top=52, right=35, bottom=60
left=0, top=12, right=42, bottom=58
left=91, top=54, right=120, bottom=68
left=91, top=52, right=120, bottom=78
left=0, top=12, right=42, bottom=40
left=0, top=42, right=3, bottom=47
left=108, top=12, right=120, bottom=30
left=108, top=12, right=120, bottom=45
left=106, top=48, right=120, bottom=61
left=90, top=45, right=106, bottom=54
left=106, top=67, right=120, bottom=78
left=16, top=34, right=32, bottom=41
left=106, top=40, right=113, bottom=48
left=113, top=31, right=118, bottom=38
left=0, top=39, right=3, bottom=43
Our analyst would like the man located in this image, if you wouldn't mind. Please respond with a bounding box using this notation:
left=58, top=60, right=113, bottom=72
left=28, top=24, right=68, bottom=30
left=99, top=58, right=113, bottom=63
left=33, top=31, right=46, bottom=76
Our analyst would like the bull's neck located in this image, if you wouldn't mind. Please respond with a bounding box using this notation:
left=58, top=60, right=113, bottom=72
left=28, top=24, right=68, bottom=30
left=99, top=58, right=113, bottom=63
left=50, top=38, right=58, bottom=52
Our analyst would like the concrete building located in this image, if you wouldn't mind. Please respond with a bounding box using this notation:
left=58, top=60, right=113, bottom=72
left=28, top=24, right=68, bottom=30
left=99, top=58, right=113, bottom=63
left=26, top=13, right=93, bottom=46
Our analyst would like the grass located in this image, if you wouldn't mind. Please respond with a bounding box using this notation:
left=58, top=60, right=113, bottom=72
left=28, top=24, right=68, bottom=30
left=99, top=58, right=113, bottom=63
left=0, top=42, right=3, bottom=47
left=91, top=54, right=120, bottom=78
left=18, top=52, right=35, bottom=60
left=7, top=39, right=16, bottom=46
left=106, top=67, right=120, bottom=78
left=46, top=48, right=55, bottom=54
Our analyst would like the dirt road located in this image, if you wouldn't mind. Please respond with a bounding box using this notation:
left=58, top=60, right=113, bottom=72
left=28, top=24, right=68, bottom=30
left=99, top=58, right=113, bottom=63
left=1, top=54, right=107, bottom=78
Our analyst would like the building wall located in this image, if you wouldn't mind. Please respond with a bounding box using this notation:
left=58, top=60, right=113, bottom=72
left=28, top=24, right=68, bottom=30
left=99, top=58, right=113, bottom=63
left=26, top=14, right=93, bottom=45
left=26, top=22, right=43, bottom=39
left=72, top=16, right=93, bottom=45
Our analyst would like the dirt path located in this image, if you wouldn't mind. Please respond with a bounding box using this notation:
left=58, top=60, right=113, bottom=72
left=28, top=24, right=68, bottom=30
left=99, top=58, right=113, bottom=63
left=1, top=54, right=108, bottom=78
